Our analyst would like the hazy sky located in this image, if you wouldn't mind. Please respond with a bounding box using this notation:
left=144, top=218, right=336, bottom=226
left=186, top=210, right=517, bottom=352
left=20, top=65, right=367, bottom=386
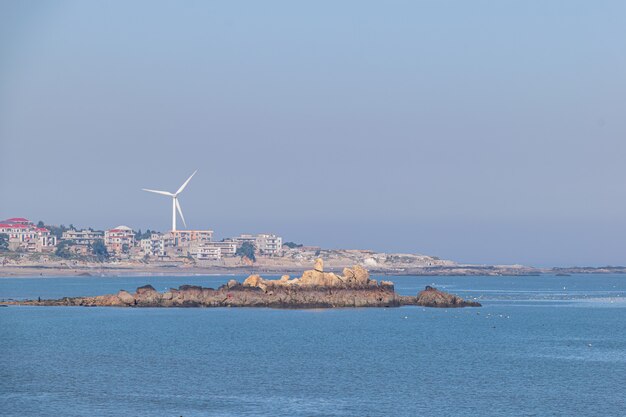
left=1, top=1, right=625, bottom=266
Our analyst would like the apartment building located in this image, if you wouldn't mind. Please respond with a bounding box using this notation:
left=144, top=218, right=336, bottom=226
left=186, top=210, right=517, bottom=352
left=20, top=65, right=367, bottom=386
left=167, top=229, right=213, bottom=247
left=255, top=233, right=283, bottom=255
left=188, top=241, right=221, bottom=260
left=230, top=233, right=283, bottom=255
left=203, top=241, right=237, bottom=257
left=61, top=229, right=104, bottom=245
left=140, top=233, right=166, bottom=257
left=0, top=218, right=57, bottom=252
left=104, top=225, right=135, bottom=254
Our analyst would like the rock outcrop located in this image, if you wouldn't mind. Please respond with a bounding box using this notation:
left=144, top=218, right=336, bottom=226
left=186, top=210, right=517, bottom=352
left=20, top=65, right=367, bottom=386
left=12, top=260, right=481, bottom=309
left=314, top=258, right=324, bottom=272
left=239, top=262, right=376, bottom=290
left=412, top=286, right=481, bottom=308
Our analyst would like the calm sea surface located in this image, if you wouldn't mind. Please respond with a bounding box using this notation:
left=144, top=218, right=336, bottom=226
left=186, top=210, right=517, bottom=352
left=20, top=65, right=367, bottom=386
left=1, top=274, right=626, bottom=417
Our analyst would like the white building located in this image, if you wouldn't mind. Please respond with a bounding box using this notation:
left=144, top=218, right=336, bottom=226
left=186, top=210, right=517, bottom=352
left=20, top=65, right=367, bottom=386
left=0, top=218, right=57, bottom=252
left=202, top=241, right=237, bottom=257
left=61, top=229, right=104, bottom=245
left=104, top=225, right=135, bottom=254
left=138, top=230, right=216, bottom=258
left=140, top=233, right=166, bottom=257
left=230, top=233, right=283, bottom=255
left=167, top=230, right=213, bottom=246
left=188, top=241, right=221, bottom=260
left=230, top=234, right=256, bottom=247
left=255, top=233, right=283, bottom=255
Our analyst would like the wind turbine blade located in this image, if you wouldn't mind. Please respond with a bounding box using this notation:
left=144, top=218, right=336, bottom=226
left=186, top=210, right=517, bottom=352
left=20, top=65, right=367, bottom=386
left=176, top=170, right=197, bottom=195
left=175, top=198, right=187, bottom=228
left=142, top=189, right=174, bottom=197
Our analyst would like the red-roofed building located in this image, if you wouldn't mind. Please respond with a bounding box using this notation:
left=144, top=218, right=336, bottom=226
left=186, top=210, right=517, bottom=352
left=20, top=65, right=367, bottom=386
left=104, top=225, right=135, bottom=254
left=4, top=218, right=30, bottom=224
left=0, top=218, right=57, bottom=252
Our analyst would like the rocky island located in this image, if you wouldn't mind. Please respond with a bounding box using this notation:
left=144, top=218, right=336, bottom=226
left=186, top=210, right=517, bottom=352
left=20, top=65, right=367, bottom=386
left=12, top=260, right=480, bottom=309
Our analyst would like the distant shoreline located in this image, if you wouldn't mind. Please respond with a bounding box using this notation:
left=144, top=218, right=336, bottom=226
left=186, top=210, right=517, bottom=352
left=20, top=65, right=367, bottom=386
left=2, top=264, right=625, bottom=278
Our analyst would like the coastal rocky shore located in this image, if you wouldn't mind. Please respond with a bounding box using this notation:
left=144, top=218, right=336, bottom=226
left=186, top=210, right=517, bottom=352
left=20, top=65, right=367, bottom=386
left=0, top=248, right=541, bottom=277
left=11, top=260, right=480, bottom=309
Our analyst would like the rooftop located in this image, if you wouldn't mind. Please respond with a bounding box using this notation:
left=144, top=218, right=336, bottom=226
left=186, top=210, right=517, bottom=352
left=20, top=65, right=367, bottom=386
left=109, top=225, right=132, bottom=231
left=2, top=217, right=30, bottom=223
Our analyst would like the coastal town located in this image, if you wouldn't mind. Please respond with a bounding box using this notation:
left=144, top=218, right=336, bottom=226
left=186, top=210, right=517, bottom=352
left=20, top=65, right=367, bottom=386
left=0, top=215, right=481, bottom=276
left=0, top=171, right=301, bottom=268
left=0, top=215, right=561, bottom=277
left=0, top=173, right=588, bottom=277
left=0, top=216, right=284, bottom=262
left=2, top=216, right=623, bottom=277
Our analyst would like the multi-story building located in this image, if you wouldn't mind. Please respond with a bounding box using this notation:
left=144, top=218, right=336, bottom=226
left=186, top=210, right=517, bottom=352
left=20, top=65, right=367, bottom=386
left=61, top=229, right=104, bottom=245
left=255, top=233, right=282, bottom=255
left=0, top=218, right=57, bottom=252
left=184, top=240, right=237, bottom=259
left=230, top=234, right=257, bottom=247
left=203, top=241, right=237, bottom=257
left=104, top=225, right=135, bottom=254
left=140, top=233, right=166, bottom=257
left=230, top=233, right=283, bottom=255
left=167, top=230, right=213, bottom=247
left=188, top=241, right=222, bottom=260
left=138, top=230, right=214, bottom=258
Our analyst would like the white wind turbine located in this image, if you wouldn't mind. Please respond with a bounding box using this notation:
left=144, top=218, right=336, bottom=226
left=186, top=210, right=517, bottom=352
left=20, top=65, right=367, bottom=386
left=142, top=170, right=197, bottom=231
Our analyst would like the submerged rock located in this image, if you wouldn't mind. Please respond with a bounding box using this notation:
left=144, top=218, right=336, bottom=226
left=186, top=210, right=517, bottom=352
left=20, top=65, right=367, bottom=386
left=13, top=262, right=481, bottom=309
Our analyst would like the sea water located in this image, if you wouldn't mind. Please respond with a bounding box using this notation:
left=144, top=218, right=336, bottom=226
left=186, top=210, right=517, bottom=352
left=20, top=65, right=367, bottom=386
left=1, top=274, right=625, bottom=416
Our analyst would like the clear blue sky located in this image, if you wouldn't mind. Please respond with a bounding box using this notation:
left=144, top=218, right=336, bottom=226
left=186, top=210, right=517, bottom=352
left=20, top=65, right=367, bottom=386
left=1, top=1, right=625, bottom=267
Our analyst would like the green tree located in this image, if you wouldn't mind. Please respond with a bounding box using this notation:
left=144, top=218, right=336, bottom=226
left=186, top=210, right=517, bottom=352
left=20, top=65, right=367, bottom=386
left=55, top=240, right=73, bottom=259
left=135, top=229, right=154, bottom=240
left=45, top=224, right=68, bottom=240
left=37, top=220, right=44, bottom=228
left=90, top=240, right=109, bottom=261
left=235, top=241, right=256, bottom=262
left=0, top=233, right=9, bottom=251
left=122, top=243, right=130, bottom=254
left=283, top=241, right=303, bottom=249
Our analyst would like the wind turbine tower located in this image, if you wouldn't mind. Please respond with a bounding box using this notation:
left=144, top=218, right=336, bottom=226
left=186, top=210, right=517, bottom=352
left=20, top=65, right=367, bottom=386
left=142, top=170, right=197, bottom=231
